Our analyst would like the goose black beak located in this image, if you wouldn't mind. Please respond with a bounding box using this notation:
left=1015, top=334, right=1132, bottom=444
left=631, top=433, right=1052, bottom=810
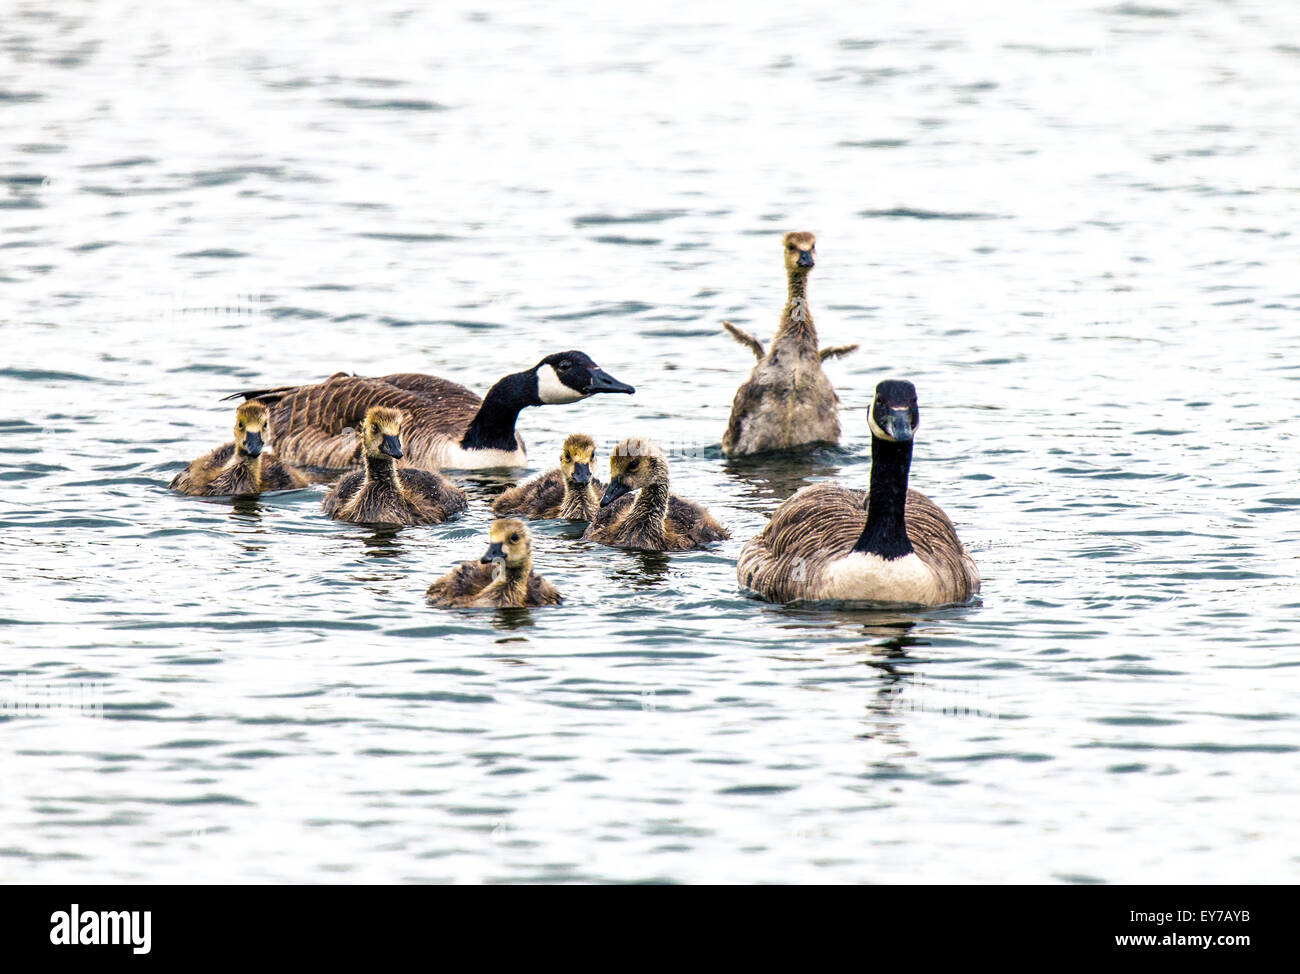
left=883, top=410, right=914, bottom=442
left=600, top=477, right=632, bottom=508
left=571, top=462, right=592, bottom=486
left=582, top=367, right=635, bottom=396
left=796, top=251, right=815, bottom=269
left=381, top=434, right=403, bottom=459
left=242, top=431, right=263, bottom=457
left=481, top=542, right=505, bottom=564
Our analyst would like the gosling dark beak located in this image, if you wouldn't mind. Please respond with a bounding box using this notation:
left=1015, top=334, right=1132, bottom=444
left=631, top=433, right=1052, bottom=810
left=481, top=542, right=505, bottom=564
left=797, top=250, right=815, bottom=269
left=883, top=409, right=914, bottom=442
left=582, top=367, right=635, bottom=396
left=600, top=477, right=632, bottom=508
left=242, top=431, right=263, bottom=457
left=571, top=462, right=592, bottom=486
left=381, top=434, right=403, bottom=459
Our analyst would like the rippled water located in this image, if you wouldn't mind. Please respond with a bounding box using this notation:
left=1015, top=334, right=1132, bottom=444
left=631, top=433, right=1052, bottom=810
left=2, top=0, right=1298, bottom=883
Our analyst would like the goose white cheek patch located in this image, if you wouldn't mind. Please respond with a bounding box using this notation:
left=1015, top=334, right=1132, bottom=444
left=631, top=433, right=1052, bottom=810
left=537, top=365, right=586, bottom=404
left=867, top=402, right=888, bottom=440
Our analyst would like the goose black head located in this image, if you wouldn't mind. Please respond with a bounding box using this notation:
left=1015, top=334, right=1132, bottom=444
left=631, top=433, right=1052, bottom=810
left=783, top=231, right=816, bottom=274
left=534, top=351, right=635, bottom=405
left=361, top=406, right=404, bottom=460
left=560, top=433, right=597, bottom=486
left=234, top=401, right=269, bottom=458
left=600, top=436, right=667, bottom=507
left=480, top=518, right=532, bottom=569
left=868, top=380, right=919, bottom=443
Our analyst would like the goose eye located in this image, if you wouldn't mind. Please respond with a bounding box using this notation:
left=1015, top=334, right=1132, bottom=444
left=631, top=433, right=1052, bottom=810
left=509, top=533, right=520, bottom=544
left=558, top=359, right=572, bottom=371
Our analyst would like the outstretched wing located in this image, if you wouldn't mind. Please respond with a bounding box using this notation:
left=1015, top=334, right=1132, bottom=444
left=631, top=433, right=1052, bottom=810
left=723, top=321, right=765, bottom=360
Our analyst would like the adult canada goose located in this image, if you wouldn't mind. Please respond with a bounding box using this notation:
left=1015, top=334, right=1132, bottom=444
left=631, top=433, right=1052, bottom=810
left=491, top=434, right=604, bottom=521
left=721, top=231, right=859, bottom=456
left=228, top=351, right=634, bottom=473
left=737, top=380, right=979, bottom=605
left=582, top=437, right=729, bottom=551
left=426, top=518, right=562, bottom=608
left=170, top=401, right=308, bottom=496
left=322, top=407, right=468, bottom=525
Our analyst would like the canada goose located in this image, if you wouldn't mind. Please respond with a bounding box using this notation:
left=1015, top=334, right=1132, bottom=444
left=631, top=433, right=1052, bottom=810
left=582, top=437, right=729, bottom=551
left=227, top=351, right=634, bottom=473
left=322, top=406, right=468, bottom=524
left=491, top=434, right=604, bottom=520
left=737, top=380, right=979, bottom=605
left=170, top=401, right=308, bottom=496
left=721, top=231, right=859, bottom=456
left=426, top=518, right=562, bottom=608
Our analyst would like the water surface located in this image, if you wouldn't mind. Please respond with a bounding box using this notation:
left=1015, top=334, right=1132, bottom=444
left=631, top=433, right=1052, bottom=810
left=1, top=0, right=1298, bottom=883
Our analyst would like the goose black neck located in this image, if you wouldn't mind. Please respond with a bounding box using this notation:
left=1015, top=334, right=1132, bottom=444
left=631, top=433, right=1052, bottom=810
left=461, top=370, right=538, bottom=451
left=853, top=436, right=914, bottom=560
left=364, top=452, right=399, bottom=487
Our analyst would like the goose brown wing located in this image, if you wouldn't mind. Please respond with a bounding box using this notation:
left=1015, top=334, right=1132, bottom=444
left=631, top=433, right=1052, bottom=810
left=737, top=484, right=866, bottom=599
left=169, top=442, right=236, bottom=492
left=397, top=467, right=469, bottom=518
left=902, top=490, right=980, bottom=602
left=427, top=561, right=496, bottom=603
left=525, top=573, right=563, bottom=605
left=667, top=495, right=730, bottom=544
left=259, top=457, right=309, bottom=491
left=322, top=470, right=365, bottom=516
left=377, top=373, right=482, bottom=412
left=492, top=469, right=565, bottom=516
left=230, top=373, right=483, bottom=472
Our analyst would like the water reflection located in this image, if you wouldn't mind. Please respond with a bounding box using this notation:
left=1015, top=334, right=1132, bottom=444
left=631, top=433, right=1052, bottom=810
left=723, top=448, right=847, bottom=506
left=357, top=527, right=405, bottom=558
left=604, top=547, right=673, bottom=588
left=489, top=607, right=537, bottom=632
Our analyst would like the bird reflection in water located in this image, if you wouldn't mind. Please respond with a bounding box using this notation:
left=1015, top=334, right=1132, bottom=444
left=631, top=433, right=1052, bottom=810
left=608, top=548, right=672, bottom=589
left=489, top=607, right=536, bottom=633
left=228, top=496, right=268, bottom=554
left=723, top=448, right=844, bottom=507
left=358, top=526, right=405, bottom=558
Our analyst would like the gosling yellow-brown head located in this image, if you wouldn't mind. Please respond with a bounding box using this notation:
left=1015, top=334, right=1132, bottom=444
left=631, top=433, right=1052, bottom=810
left=782, top=230, right=816, bottom=275
left=560, top=433, right=597, bottom=486
left=600, top=436, right=667, bottom=507
left=480, top=518, right=532, bottom=569
left=361, top=406, right=404, bottom=460
left=234, top=401, right=269, bottom=457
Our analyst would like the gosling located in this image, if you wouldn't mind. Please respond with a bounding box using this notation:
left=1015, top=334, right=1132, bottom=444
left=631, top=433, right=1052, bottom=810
left=582, top=437, right=729, bottom=551
left=322, top=406, right=468, bottom=525
left=721, top=231, right=859, bottom=456
left=426, top=518, right=562, bottom=608
left=491, top=434, right=604, bottom=521
left=170, top=401, right=308, bottom=496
